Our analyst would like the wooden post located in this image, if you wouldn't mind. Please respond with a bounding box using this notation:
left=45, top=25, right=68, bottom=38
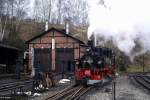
left=112, top=81, right=116, bottom=100
left=52, top=50, right=55, bottom=71
left=52, top=38, right=55, bottom=71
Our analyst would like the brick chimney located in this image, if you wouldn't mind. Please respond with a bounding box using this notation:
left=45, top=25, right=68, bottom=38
left=45, top=20, right=48, bottom=31
left=65, top=19, right=70, bottom=34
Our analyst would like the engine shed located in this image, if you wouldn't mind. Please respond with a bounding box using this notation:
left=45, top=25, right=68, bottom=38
left=26, top=27, right=87, bottom=73
left=0, top=43, right=20, bottom=74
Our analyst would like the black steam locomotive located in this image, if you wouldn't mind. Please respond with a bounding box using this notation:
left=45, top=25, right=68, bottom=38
left=75, top=41, right=115, bottom=85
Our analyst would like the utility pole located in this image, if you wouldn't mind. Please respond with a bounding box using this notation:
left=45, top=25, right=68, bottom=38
left=143, top=54, right=144, bottom=73
left=113, top=81, right=116, bottom=100
left=112, top=60, right=116, bottom=100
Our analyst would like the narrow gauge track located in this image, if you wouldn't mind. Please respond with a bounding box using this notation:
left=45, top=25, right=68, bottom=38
left=0, top=78, right=33, bottom=93
left=45, top=84, right=93, bottom=100
left=146, top=75, right=150, bottom=80
left=132, top=75, right=150, bottom=91
left=0, top=78, right=32, bottom=89
left=0, top=77, right=31, bottom=85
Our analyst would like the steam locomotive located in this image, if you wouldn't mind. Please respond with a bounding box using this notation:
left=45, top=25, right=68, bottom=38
left=75, top=41, right=115, bottom=85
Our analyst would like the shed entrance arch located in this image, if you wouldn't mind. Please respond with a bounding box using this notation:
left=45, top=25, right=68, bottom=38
left=56, top=48, right=74, bottom=73
left=34, top=48, right=51, bottom=73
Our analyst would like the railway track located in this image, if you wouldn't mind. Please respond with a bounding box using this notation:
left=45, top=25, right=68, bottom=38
left=0, top=78, right=33, bottom=94
left=0, top=77, right=31, bottom=84
left=131, top=75, right=150, bottom=91
left=45, top=84, right=93, bottom=100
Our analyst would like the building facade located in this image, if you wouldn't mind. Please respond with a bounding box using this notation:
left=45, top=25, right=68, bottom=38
left=26, top=28, right=86, bottom=73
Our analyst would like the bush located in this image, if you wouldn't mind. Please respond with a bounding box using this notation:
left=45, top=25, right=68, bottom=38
left=119, top=64, right=127, bottom=71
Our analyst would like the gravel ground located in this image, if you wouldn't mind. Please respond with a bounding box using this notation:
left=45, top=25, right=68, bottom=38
left=115, top=76, right=150, bottom=100
left=79, top=75, right=150, bottom=100
left=2, top=74, right=149, bottom=100
left=79, top=79, right=112, bottom=100
left=0, top=74, right=75, bottom=100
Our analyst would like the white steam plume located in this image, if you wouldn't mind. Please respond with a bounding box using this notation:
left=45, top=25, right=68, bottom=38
left=88, top=0, right=150, bottom=60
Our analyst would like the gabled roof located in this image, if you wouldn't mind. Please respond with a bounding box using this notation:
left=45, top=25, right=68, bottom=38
left=0, top=43, right=20, bottom=51
left=26, top=27, right=85, bottom=44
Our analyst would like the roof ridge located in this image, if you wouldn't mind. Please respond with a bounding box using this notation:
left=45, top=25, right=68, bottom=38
left=26, top=27, right=85, bottom=44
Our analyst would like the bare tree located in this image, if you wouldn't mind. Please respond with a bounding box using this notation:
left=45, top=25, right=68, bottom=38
left=13, top=0, right=29, bottom=32
left=56, top=0, right=88, bottom=26
left=33, top=0, right=53, bottom=22
left=33, top=0, right=89, bottom=26
left=57, top=0, right=63, bottom=24
left=0, top=0, right=10, bottom=41
left=0, top=0, right=29, bottom=43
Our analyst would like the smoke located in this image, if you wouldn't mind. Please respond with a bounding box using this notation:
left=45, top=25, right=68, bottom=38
left=87, top=0, right=150, bottom=61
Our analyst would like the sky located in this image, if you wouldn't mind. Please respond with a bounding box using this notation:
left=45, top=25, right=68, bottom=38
left=28, top=0, right=34, bottom=17
left=87, top=0, right=150, bottom=60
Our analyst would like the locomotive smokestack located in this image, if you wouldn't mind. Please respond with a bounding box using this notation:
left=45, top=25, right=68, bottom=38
left=45, top=20, right=48, bottom=31
left=94, top=33, right=97, bottom=47
left=87, top=39, right=94, bottom=47
left=88, top=33, right=95, bottom=47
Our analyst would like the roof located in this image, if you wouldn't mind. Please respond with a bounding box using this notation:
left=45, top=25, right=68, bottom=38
left=0, top=43, right=20, bottom=51
left=26, top=27, right=85, bottom=44
left=80, top=44, right=88, bottom=47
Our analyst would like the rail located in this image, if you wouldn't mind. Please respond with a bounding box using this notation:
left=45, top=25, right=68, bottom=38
left=45, top=85, right=93, bottom=100
left=0, top=79, right=33, bottom=94
left=132, top=75, right=150, bottom=91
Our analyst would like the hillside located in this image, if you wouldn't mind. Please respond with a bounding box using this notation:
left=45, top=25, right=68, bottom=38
left=18, top=21, right=88, bottom=42
left=2, top=21, right=88, bottom=50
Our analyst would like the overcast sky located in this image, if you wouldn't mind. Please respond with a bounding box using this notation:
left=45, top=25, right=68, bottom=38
left=88, top=0, right=150, bottom=59
left=28, top=0, right=34, bottom=17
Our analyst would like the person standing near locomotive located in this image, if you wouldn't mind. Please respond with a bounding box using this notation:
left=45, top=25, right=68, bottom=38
left=45, top=72, right=55, bottom=89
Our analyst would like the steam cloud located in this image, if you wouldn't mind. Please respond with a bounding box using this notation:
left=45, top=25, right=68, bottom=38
left=87, top=0, right=150, bottom=61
